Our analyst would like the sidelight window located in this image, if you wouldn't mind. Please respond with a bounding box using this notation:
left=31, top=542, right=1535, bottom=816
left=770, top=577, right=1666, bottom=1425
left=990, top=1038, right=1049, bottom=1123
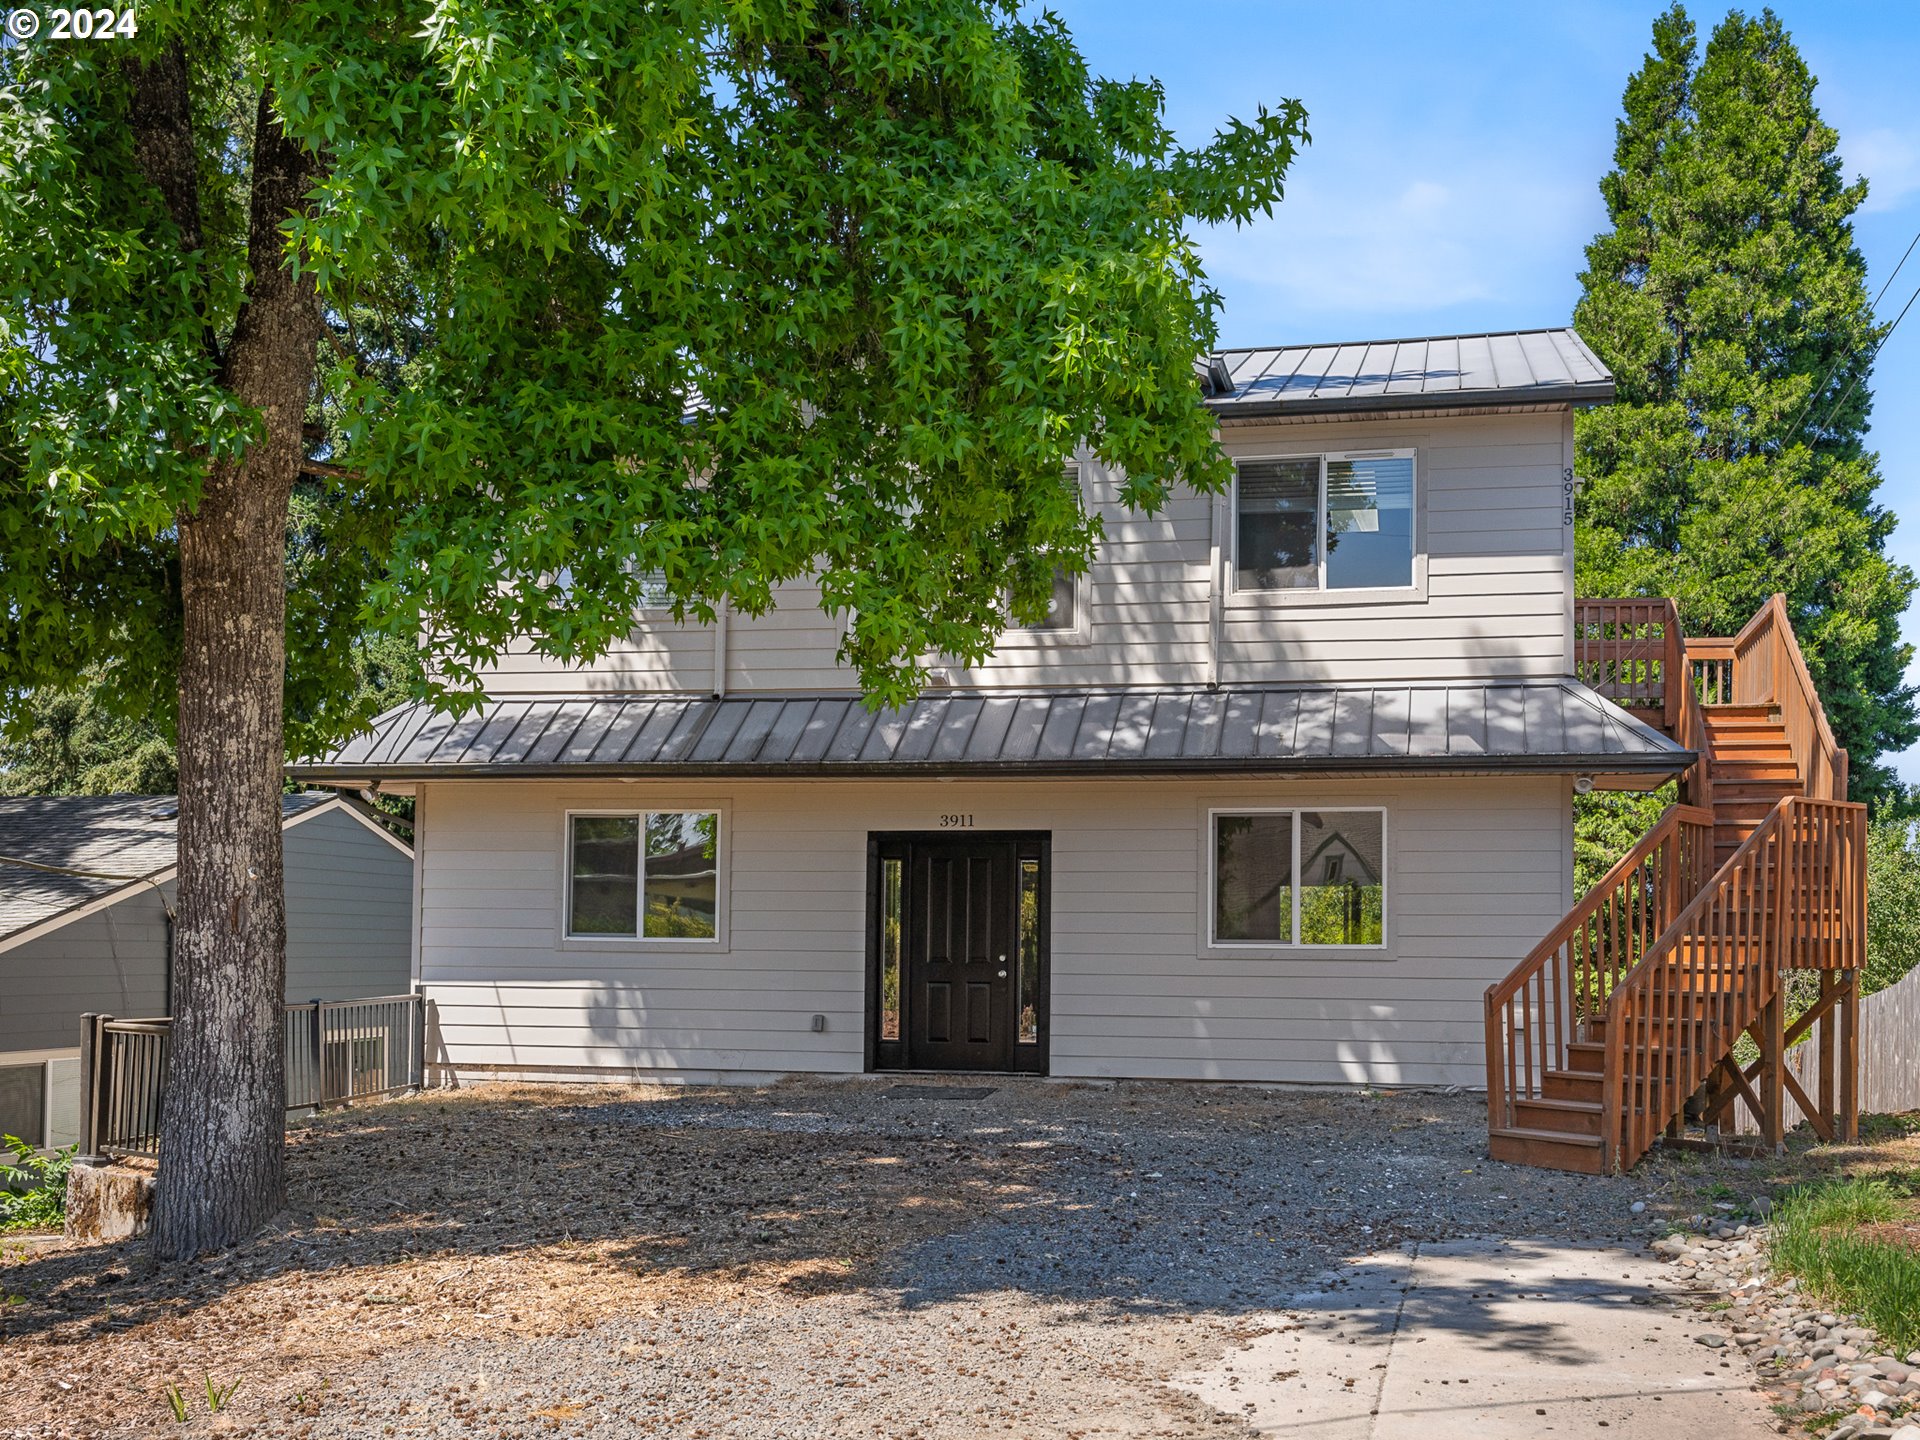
left=1211, top=808, right=1386, bottom=948
left=1233, top=451, right=1416, bottom=593
left=568, top=811, right=721, bottom=940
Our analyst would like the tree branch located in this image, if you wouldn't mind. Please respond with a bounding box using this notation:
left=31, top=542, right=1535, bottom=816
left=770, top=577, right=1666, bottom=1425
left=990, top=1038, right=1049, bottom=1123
left=122, top=43, right=219, bottom=366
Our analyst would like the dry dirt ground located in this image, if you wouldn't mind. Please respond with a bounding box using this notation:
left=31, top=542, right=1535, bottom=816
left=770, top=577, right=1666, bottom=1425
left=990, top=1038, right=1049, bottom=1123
left=2, top=1079, right=1915, bottom=1439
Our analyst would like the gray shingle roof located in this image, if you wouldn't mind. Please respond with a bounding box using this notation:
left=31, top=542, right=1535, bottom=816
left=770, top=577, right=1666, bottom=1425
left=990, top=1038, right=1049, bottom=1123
left=290, top=681, right=1688, bottom=781
left=0, top=793, right=333, bottom=944
left=1204, top=329, right=1612, bottom=418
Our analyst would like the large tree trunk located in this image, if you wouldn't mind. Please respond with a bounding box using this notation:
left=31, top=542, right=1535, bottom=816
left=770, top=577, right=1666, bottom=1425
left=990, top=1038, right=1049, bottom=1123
left=150, top=89, right=324, bottom=1260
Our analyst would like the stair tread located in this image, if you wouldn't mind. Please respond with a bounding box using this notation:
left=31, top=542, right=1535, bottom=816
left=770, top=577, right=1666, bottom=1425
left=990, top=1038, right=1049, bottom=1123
left=1515, top=1097, right=1603, bottom=1115
left=1490, top=1125, right=1603, bottom=1149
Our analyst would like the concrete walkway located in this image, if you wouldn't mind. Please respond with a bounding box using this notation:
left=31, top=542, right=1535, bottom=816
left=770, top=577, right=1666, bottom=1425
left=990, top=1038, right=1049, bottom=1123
left=1176, top=1238, right=1781, bottom=1438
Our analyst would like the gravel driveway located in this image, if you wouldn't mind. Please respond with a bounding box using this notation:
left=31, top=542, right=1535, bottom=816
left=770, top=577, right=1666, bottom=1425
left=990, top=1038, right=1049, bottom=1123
left=0, top=1078, right=1771, bottom=1437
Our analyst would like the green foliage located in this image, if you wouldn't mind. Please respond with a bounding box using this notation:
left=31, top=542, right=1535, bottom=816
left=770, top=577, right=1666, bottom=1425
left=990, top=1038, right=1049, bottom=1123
left=1573, top=786, right=1673, bottom=896
left=1768, top=1175, right=1920, bottom=1353
left=0, top=679, right=177, bottom=795
left=0, top=1136, right=76, bottom=1231
left=0, top=2, right=1309, bottom=736
left=1866, top=818, right=1920, bottom=995
left=1574, top=5, right=1917, bottom=808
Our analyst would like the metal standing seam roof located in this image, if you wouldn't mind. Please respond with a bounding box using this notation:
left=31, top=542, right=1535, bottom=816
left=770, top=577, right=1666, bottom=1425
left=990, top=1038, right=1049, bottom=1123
left=289, top=681, right=1691, bottom=782
left=0, top=792, right=334, bottom=944
left=1202, top=328, right=1613, bottom=418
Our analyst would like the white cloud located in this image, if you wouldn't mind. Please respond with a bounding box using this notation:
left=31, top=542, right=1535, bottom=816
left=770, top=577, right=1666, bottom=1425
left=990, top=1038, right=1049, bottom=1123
left=1846, top=127, right=1920, bottom=214
left=1197, top=151, right=1596, bottom=327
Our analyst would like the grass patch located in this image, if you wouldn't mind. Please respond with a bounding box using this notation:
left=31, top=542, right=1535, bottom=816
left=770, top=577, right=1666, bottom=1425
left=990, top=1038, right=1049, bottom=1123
left=1768, top=1175, right=1920, bottom=1355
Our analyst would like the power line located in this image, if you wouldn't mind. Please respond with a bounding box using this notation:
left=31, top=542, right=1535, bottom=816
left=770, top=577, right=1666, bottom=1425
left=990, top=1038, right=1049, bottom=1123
left=1786, top=226, right=1920, bottom=442
left=1810, top=277, right=1920, bottom=440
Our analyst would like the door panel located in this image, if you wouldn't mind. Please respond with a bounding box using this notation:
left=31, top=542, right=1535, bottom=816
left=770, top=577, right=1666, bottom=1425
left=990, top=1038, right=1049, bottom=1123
left=909, top=841, right=1015, bottom=1071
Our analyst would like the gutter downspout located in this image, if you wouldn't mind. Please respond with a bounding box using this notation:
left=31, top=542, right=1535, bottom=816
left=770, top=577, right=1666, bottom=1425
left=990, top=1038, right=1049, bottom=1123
left=1207, top=492, right=1225, bottom=689
left=712, top=600, right=730, bottom=699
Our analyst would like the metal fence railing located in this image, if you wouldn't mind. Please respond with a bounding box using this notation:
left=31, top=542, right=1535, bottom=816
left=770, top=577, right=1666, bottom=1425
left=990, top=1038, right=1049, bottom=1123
left=79, top=994, right=425, bottom=1161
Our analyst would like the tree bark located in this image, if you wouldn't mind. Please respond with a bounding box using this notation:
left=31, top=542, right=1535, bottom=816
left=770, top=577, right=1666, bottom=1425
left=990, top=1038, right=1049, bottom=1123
left=151, top=87, right=324, bottom=1260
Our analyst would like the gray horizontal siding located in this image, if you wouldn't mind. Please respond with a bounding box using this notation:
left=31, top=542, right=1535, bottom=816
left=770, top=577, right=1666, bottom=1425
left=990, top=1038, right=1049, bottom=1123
left=416, top=773, right=1570, bottom=1088
left=1, top=805, right=413, bottom=1056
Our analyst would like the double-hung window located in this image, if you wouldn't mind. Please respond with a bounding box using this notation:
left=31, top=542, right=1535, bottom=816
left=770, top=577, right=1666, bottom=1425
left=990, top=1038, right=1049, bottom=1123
left=1211, top=808, right=1386, bottom=948
left=568, top=811, right=721, bottom=940
left=1233, top=451, right=1416, bottom=593
left=1009, top=464, right=1086, bottom=635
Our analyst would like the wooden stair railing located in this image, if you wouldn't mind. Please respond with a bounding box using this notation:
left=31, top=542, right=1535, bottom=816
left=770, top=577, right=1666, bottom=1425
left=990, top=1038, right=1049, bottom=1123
left=1722, top=595, right=1849, bottom=802
left=1484, top=803, right=1716, bottom=1143
left=1600, top=795, right=1865, bottom=1170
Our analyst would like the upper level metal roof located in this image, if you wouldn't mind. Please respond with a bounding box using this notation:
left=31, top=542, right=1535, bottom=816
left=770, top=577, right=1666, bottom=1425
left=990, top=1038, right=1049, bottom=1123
left=290, top=680, right=1688, bottom=783
left=1203, top=328, right=1612, bottom=418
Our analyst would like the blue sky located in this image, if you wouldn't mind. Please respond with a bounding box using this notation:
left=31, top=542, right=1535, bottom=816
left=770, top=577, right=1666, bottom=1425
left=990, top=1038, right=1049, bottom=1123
left=1049, top=0, right=1920, bottom=780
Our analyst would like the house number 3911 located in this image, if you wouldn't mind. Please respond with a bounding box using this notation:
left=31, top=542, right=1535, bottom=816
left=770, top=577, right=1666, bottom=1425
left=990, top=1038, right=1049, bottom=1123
left=938, top=814, right=975, bottom=828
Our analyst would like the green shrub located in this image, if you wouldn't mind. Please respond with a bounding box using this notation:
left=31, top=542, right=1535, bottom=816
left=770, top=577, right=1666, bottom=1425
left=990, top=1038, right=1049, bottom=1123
left=1768, top=1176, right=1920, bottom=1354
left=0, top=1135, right=76, bottom=1231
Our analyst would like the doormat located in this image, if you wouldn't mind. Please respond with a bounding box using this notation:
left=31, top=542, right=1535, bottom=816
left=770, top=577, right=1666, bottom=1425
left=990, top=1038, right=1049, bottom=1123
left=879, top=1084, right=997, bottom=1101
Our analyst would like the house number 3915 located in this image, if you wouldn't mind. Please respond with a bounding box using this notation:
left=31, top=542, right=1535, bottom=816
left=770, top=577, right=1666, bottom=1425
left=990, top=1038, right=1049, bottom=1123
left=938, top=814, right=974, bottom=828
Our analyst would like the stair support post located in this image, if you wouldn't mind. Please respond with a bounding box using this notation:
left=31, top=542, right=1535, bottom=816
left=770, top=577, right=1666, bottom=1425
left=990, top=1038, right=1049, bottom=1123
left=1758, top=990, right=1786, bottom=1151
left=1840, top=968, right=1860, bottom=1143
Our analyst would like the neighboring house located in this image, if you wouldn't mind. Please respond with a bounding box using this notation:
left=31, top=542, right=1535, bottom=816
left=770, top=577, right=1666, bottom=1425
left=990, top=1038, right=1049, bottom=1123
left=0, top=792, right=414, bottom=1148
left=293, top=327, right=1707, bottom=1099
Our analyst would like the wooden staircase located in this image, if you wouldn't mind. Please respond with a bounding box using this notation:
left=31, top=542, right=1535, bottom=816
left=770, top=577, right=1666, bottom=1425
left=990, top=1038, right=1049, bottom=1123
left=1484, top=596, right=1866, bottom=1173
left=1703, top=706, right=1803, bottom=867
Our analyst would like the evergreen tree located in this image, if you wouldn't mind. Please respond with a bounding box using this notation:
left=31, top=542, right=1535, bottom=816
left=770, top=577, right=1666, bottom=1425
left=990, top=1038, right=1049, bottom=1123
left=1574, top=4, right=1917, bottom=808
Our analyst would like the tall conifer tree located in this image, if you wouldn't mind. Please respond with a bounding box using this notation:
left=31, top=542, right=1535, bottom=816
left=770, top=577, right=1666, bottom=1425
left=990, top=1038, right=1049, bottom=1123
left=1575, top=5, right=1917, bottom=806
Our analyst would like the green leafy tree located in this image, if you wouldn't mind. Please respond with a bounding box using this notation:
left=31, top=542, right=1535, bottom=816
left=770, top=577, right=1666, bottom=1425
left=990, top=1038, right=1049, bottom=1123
left=0, top=678, right=178, bottom=796
left=1866, top=818, right=1920, bottom=996
left=0, top=3, right=1304, bottom=1255
left=1574, top=4, right=1917, bottom=808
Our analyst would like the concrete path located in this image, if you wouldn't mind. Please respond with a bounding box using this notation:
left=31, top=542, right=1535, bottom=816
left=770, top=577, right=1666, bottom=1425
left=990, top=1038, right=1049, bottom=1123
left=1176, top=1238, right=1781, bottom=1438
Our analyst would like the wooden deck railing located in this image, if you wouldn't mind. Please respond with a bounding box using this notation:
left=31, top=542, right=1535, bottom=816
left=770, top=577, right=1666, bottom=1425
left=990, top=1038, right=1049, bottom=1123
left=1574, top=598, right=1714, bottom=806
left=1484, top=803, right=1716, bottom=1133
left=1600, top=796, right=1865, bottom=1170
left=1573, top=598, right=1683, bottom=727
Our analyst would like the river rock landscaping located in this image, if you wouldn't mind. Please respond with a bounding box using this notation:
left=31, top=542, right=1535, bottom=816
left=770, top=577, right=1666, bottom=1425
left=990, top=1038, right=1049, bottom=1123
left=0, top=1079, right=1914, bottom=1438
left=1653, top=1195, right=1920, bottom=1439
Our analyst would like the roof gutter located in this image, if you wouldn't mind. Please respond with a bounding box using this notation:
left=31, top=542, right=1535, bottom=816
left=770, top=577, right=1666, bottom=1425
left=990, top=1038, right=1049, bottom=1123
left=287, top=749, right=1693, bottom=785
left=1204, top=379, right=1616, bottom=422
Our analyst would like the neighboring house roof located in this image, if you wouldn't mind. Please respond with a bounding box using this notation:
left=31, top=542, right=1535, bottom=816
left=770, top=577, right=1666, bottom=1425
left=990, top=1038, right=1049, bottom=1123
left=0, top=793, right=398, bottom=948
left=288, top=680, right=1690, bottom=782
left=1203, top=328, right=1612, bottom=419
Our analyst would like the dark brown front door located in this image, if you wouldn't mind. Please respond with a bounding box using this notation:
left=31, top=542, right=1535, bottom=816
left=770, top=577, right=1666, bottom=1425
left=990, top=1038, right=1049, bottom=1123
left=910, top=840, right=1015, bottom=1071
left=868, top=833, right=1049, bottom=1074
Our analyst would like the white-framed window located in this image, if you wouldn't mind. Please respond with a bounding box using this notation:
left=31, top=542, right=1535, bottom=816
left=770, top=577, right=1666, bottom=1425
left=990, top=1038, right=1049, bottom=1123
left=567, top=809, right=722, bottom=940
left=634, top=567, right=671, bottom=611
left=1209, top=807, right=1387, bottom=948
left=1013, top=565, right=1083, bottom=633
left=1004, top=463, right=1090, bottom=643
left=1232, top=450, right=1416, bottom=593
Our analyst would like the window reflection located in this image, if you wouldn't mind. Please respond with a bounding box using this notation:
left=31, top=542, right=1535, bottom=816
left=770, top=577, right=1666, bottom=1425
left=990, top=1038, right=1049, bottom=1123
left=1017, top=858, right=1040, bottom=1044
left=880, top=858, right=903, bottom=1041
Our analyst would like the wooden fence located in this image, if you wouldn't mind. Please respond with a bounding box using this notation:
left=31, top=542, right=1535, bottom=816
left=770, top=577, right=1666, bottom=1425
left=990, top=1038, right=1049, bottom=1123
left=1732, top=961, right=1920, bottom=1134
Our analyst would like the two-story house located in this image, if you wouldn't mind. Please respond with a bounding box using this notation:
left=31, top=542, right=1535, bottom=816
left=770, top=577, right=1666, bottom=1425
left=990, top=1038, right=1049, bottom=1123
left=296, top=327, right=1726, bottom=1103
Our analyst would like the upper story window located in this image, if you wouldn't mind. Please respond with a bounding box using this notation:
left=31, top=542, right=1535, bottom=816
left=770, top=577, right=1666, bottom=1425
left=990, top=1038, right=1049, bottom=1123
left=1233, top=451, right=1416, bottom=593
left=1010, top=463, right=1085, bottom=635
